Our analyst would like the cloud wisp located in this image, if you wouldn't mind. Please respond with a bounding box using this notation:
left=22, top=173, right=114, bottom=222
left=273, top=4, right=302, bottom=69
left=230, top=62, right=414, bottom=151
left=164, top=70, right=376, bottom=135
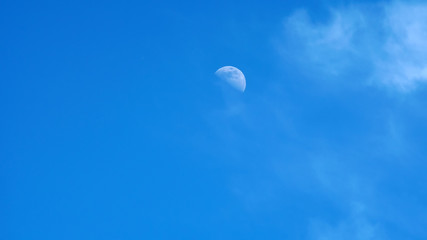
left=281, top=1, right=427, bottom=92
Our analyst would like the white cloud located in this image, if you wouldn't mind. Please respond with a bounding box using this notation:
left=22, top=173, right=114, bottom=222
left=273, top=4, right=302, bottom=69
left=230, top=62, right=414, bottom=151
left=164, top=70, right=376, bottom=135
left=282, top=1, right=427, bottom=91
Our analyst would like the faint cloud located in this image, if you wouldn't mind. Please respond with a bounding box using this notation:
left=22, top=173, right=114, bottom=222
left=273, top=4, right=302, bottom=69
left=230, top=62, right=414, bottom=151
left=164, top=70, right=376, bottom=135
left=308, top=154, right=384, bottom=240
left=281, top=1, right=427, bottom=91
left=309, top=202, right=382, bottom=240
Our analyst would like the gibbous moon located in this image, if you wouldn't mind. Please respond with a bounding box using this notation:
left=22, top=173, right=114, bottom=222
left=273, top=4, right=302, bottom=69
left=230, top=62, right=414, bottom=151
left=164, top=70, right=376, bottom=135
left=215, top=66, right=246, bottom=92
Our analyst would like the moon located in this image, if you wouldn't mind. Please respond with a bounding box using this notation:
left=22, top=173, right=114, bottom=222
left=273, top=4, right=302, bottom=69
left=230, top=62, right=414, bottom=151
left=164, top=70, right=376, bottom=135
left=215, top=66, right=246, bottom=92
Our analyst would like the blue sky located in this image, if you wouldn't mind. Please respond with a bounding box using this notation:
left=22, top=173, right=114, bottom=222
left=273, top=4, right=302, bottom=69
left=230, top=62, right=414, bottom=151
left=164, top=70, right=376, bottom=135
left=2, top=0, right=427, bottom=239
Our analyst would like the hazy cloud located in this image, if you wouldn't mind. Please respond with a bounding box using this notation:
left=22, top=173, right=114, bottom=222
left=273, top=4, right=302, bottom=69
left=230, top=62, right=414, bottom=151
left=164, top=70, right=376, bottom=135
left=282, top=1, right=427, bottom=91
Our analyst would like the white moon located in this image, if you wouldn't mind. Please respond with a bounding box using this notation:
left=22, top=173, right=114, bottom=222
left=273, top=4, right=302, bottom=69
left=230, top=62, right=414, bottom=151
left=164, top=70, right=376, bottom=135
left=215, top=66, right=246, bottom=92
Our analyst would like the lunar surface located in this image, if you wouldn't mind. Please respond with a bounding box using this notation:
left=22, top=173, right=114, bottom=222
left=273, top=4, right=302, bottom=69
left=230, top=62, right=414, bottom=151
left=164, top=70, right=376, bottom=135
left=215, top=66, right=246, bottom=92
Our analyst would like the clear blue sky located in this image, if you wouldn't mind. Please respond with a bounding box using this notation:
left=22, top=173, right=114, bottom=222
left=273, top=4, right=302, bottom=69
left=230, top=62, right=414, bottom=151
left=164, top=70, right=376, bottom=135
left=2, top=0, right=427, bottom=239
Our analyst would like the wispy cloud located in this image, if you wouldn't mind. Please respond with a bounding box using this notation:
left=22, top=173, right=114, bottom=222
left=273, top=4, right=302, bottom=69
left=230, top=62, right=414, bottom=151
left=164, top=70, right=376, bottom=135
left=309, top=203, right=381, bottom=240
left=281, top=1, right=427, bottom=91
